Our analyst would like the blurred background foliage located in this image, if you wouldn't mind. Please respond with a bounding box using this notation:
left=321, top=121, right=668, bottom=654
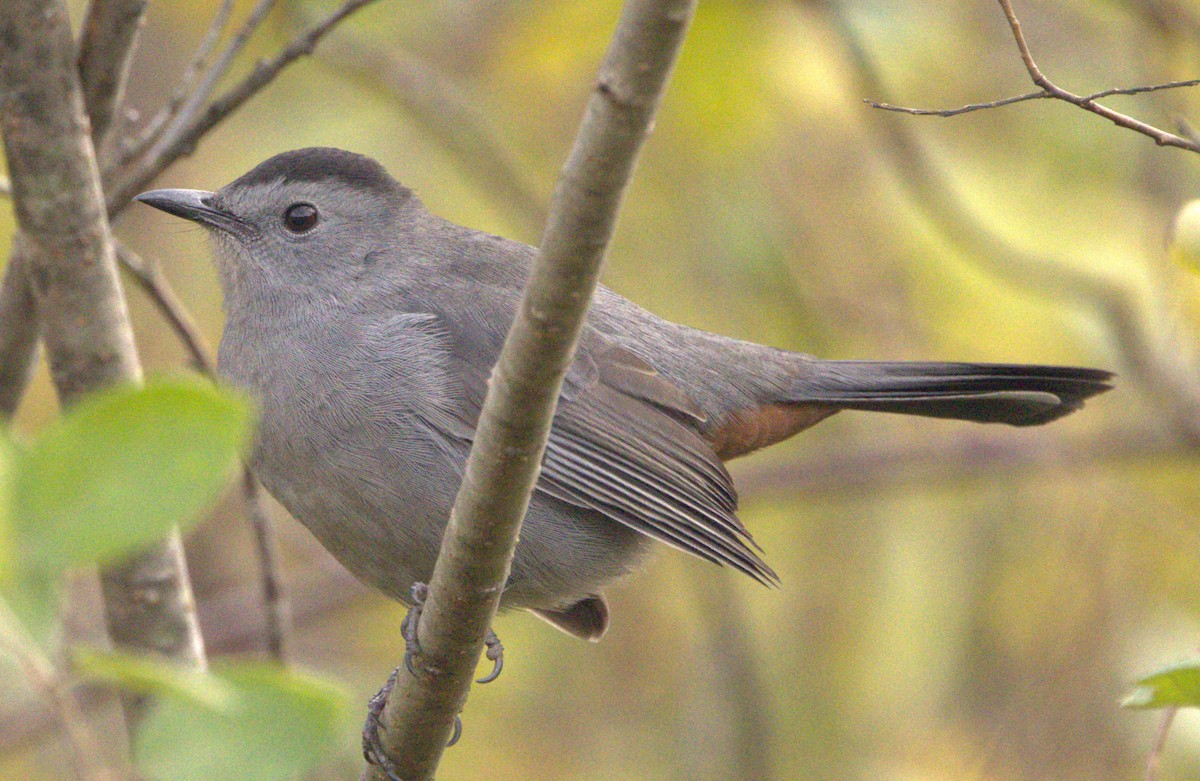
left=4, top=0, right=1200, bottom=779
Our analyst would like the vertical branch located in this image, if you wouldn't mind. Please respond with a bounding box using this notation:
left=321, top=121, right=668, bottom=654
left=0, top=243, right=38, bottom=420
left=0, top=0, right=207, bottom=735
left=76, top=0, right=149, bottom=147
left=364, top=1, right=698, bottom=778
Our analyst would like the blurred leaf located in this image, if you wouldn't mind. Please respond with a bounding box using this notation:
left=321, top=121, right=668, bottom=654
left=0, top=570, right=60, bottom=651
left=135, top=661, right=349, bottom=781
left=73, top=647, right=235, bottom=710
left=1122, top=660, right=1200, bottom=709
left=13, top=377, right=252, bottom=575
left=1170, top=199, right=1200, bottom=275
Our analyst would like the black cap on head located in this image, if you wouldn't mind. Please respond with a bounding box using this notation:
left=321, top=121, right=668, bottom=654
left=226, top=147, right=407, bottom=199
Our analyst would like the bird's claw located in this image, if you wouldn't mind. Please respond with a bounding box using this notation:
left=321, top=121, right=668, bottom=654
left=362, top=668, right=403, bottom=781
left=476, top=627, right=504, bottom=684
left=401, top=582, right=428, bottom=678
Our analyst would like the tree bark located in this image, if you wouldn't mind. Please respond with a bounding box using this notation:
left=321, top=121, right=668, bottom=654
left=0, top=0, right=206, bottom=734
left=363, top=1, right=698, bottom=778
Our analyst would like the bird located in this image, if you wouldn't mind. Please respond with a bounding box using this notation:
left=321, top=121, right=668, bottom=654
left=135, top=147, right=1112, bottom=644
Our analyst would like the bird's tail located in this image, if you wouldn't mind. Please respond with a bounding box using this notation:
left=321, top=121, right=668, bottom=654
left=797, top=361, right=1113, bottom=426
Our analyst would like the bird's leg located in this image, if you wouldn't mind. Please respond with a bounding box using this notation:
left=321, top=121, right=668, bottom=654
left=401, top=582, right=428, bottom=677
left=400, top=581, right=505, bottom=684
left=363, top=582, right=502, bottom=772
left=362, top=668, right=402, bottom=781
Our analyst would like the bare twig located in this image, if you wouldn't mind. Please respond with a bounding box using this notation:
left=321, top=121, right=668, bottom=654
left=0, top=603, right=116, bottom=781
left=865, top=0, right=1200, bottom=153
left=867, top=79, right=1200, bottom=117
left=867, top=90, right=1049, bottom=116
left=113, top=245, right=291, bottom=664
left=142, top=0, right=279, bottom=159
left=117, top=0, right=235, bottom=168
left=114, top=242, right=214, bottom=374
left=825, top=1, right=1200, bottom=443
left=295, top=23, right=548, bottom=236
left=106, top=0, right=381, bottom=213
left=242, top=470, right=291, bottom=663
left=76, top=0, right=150, bottom=146
left=998, top=0, right=1200, bottom=151
left=364, top=1, right=698, bottom=778
left=1144, top=706, right=1177, bottom=781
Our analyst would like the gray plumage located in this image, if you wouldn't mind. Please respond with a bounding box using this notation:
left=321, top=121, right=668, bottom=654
left=136, top=148, right=1112, bottom=640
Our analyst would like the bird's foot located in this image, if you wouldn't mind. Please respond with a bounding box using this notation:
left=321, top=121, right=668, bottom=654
left=400, top=581, right=504, bottom=685
left=362, top=668, right=402, bottom=781
left=361, top=669, right=464, bottom=779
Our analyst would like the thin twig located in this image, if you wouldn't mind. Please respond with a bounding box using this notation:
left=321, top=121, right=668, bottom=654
left=1144, top=706, right=1177, bottom=781
left=867, top=78, right=1200, bottom=117
left=242, top=470, right=291, bottom=663
left=113, top=242, right=215, bottom=375
left=160, top=0, right=279, bottom=141
left=117, top=0, right=236, bottom=168
left=76, top=0, right=150, bottom=147
left=867, top=90, right=1049, bottom=116
left=106, top=0, right=381, bottom=213
left=0, top=602, right=114, bottom=781
left=997, top=0, right=1200, bottom=151
left=866, top=0, right=1200, bottom=153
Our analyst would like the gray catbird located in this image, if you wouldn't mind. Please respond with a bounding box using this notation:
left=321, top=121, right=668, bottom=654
left=136, top=147, right=1112, bottom=642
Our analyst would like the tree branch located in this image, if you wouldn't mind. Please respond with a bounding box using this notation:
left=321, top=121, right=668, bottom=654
left=114, top=242, right=215, bottom=375
left=823, top=1, right=1200, bottom=444
left=115, top=0, right=235, bottom=168
left=106, top=0, right=381, bottom=213
left=364, top=1, right=697, bottom=778
left=866, top=78, right=1200, bottom=117
left=864, top=0, right=1200, bottom=153
left=0, top=0, right=207, bottom=739
left=0, top=244, right=38, bottom=420
left=76, top=0, right=149, bottom=147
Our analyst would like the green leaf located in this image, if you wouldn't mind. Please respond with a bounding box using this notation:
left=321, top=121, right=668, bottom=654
left=73, top=647, right=235, bottom=710
left=1123, top=660, right=1200, bottom=709
left=13, top=377, right=252, bottom=575
left=135, top=661, right=349, bottom=781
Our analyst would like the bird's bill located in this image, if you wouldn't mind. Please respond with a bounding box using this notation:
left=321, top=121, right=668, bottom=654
left=134, top=188, right=250, bottom=236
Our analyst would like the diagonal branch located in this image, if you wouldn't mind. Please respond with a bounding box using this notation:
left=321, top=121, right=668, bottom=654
left=363, top=0, right=698, bottom=778
left=866, top=78, right=1200, bottom=117
left=76, top=0, right=150, bottom=147
left=106, top=0, right=381, bottom=213
left=997, top=0, right=1200, bottom=151
left=825, top=1, right=1200, bottom=443
left=865, top=0, right=1200, bottom=153
left=116, top=0, right=236, bottom=168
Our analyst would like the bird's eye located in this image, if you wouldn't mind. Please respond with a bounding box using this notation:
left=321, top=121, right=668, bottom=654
left=282, top=203, right=319, bottom=234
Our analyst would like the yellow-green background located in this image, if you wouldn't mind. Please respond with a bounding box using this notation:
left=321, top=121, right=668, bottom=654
left=5, top=1, right=1200, bottom=779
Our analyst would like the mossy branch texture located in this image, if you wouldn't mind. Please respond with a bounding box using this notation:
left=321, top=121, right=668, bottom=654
left=364, top=0, right=698, bottom=778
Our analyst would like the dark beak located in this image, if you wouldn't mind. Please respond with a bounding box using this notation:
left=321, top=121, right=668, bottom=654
left=134, top=189, right=251, bottom=236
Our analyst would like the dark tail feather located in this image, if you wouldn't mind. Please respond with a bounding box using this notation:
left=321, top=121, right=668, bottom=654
left=801, top=361, right=1113, bottom=426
